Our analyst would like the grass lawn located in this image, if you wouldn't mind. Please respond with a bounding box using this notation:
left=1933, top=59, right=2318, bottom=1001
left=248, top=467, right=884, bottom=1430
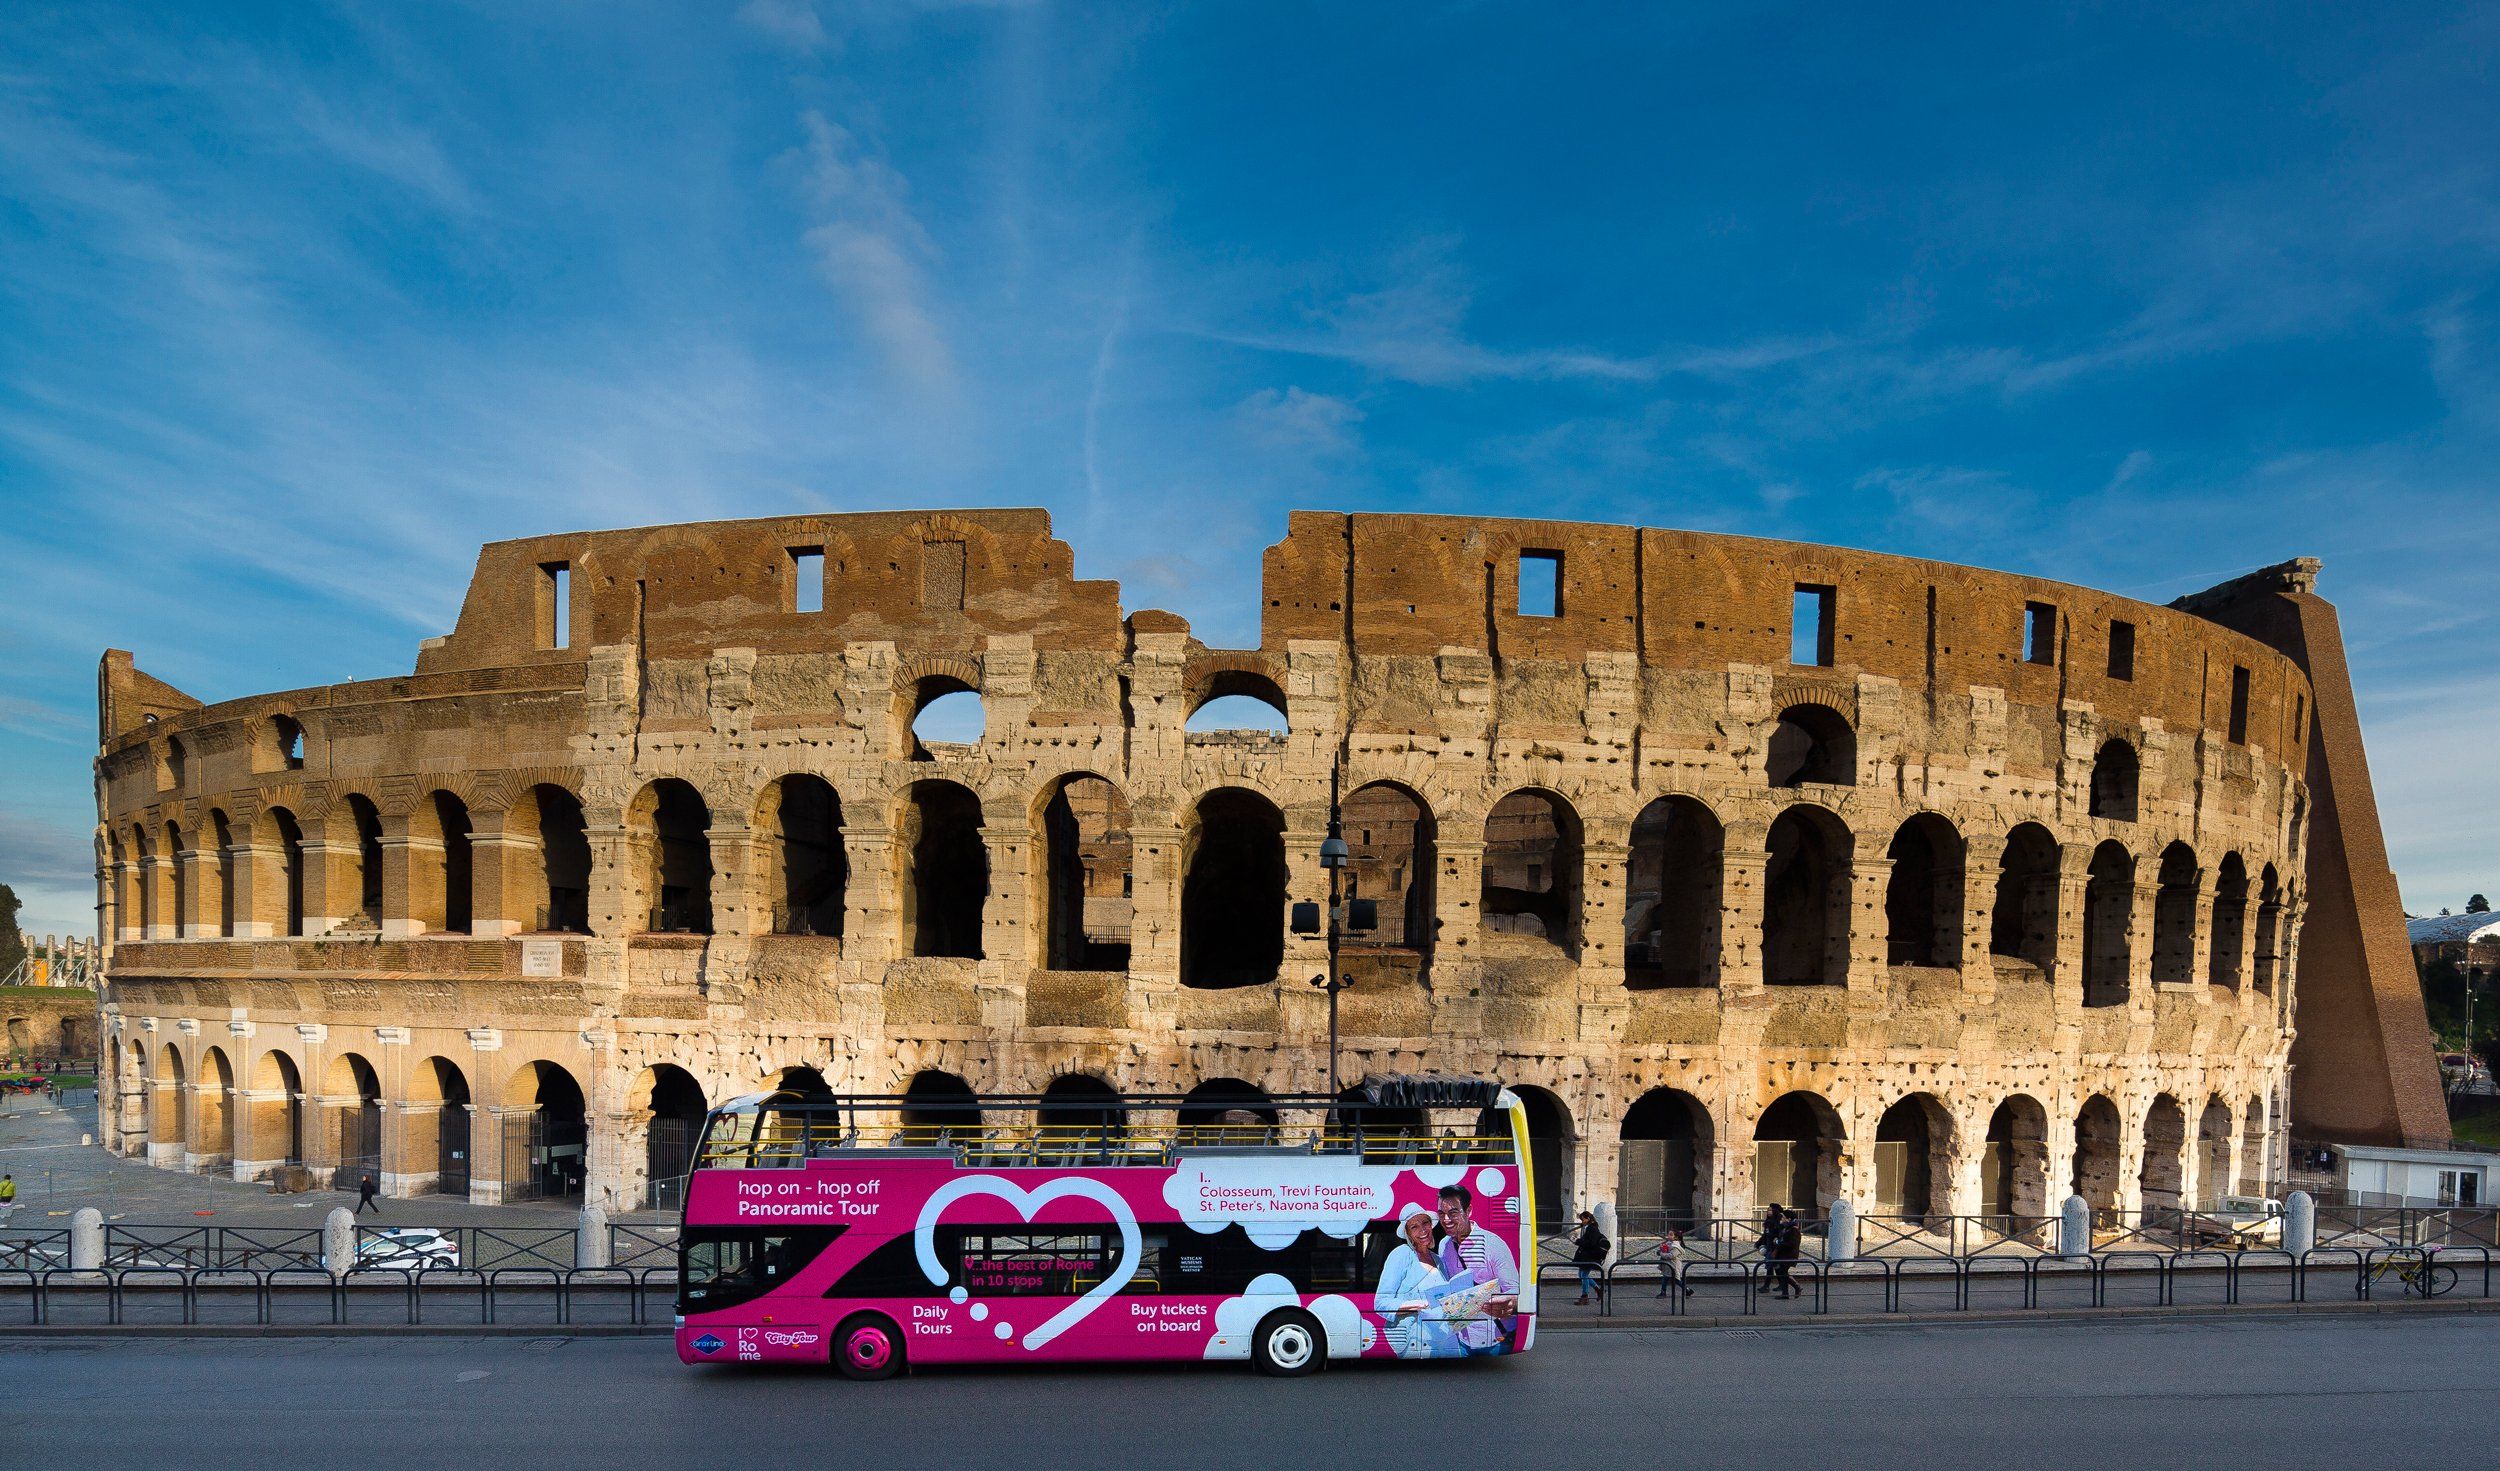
left=2449, top=1098, right=2500, bottom=1149
left=1, top=1073, right=93, bottom=1090
left=0, top=985, right=97, bottom=999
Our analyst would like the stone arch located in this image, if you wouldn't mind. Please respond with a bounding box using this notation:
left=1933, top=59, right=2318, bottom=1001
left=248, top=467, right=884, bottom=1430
left=2082, top=840, right=2135, bottom=1007
left=257, top=807, right=307, bottom=936
left=1493, top=1084, right=1576, bottom=1232
left=1763, top=805, right=1852, bottom=986
left=2253, top=864, right=2285, bottom=994
left=1181, top=787, right=1286, bottom=988
left=758, top=774, right=846, bottom=937
left=1873, top=1092, right=1955, bottom=1224
left=1982, top=1095, right=2051, bottom=1221
left=2151, top=841, right=2199, bottom=985
left=1753, top=1091, right=1844, bottom=1216
left=413, top=789, right=476, bottom=934
left=1619, top=1086, right=1713, bottom=1232
left=1884, top=813, right=1965, bottom=969
left=501, top=1060, right=588, bottom=1201
left=630, top=778, right=714, bottom=935
left=153, top=1043, right=185, bottom=1146
left=630, top=1064, right=708, bottom=1209
left=1179, top=1078, right=1278, bottom=1144
left=343, top=794, right=385, bottom=925
left=1767, top=703, right=1856, bottom=787
left=510, top=783, right=591, bottom=933
left=248, top=1050, right=305, bottom=1172
left=407, top=1056, right=473, bottom=1197
left=2072, top=1094, right=2123, bottom=1214
left=1989, top=822, right=2060, bottom=974
left=209, top=808, right=237, bottom=936
left=899, top=1069, right=982, bottom=1141
left=2209, top=853, right=2249, bottom=990
left=1626, top=795, right=1721, bottom=988
left=903, top=667, right=985, bottom=758
left=132, top=823, right=156, bottom=935
left=2089, top=739, right=2139, bottom=822
left=2141, top=1093, right=2187, bottom=1216
left=2241, top=1094, right=2269, bottom=1194
left=1037, top=1073, right=1127, bottom=1157
left=1183, top=661, right=1290, bottom=734
left=196, top=1044, right=236, bottom=1167
left=1035, top=772, right=1131, bottom=970
left=2197, top=1097, right=2234, bottom=1211
left=1481, top=788, right=1583, bottom=955
left=773, top=1065, right=834, bottom=1099
left=900, top=778, right=987, bottom=958
left=322, top=1051, right=382, bottom=1189
left=1344, top=781, right=1435, bottom=962
left=165, top=819, right=190, bottom=936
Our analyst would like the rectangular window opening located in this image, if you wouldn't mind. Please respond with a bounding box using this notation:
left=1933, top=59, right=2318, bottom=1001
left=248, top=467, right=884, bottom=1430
left=538, top=562, right=571, bottom=650
left=1792, top=584, right=1836, bottom=667
left=1517, top=551, right=1561, bottom=618
left=789, top=547, right=824, bottom=614
left=2023, top=602, right=2057, bottom=665
left=2228, top=665, right=2251, bottom=744
left=2107, top=620, right=2136, bottom=682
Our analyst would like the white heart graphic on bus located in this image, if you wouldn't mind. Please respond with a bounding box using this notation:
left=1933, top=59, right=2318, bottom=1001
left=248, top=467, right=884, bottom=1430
left=912, top=1175, right=1142, bottom=1351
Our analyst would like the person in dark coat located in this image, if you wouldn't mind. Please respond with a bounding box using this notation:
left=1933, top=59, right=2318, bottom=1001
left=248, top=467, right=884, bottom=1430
left=355, top=1173, right=381, bottom=1215
left=1769, top=1212, right=1804, bottom=1299
left=1570, top=1210, right=1611, bottom=1303
left=1756, top=1204, right=1787, bottom=1297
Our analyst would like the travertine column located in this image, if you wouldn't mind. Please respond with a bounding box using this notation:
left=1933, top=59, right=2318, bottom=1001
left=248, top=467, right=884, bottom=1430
left=1719, top=849, right=1768, bottom=994
left=841, top=824, right=901, bottom=965
left=142, top=853, right=176, bottom=939
left=709, top=821, right=759, bottom=937
left=469, top=810, right=538, bottom=938
left=379, top=817, right=444, bottom=938
left=583, top=812, right=634, bottom=938
left=1579, top=837, right=1632, bottom=981
left=229, top=838, right=276, bottom=938
left=2053, top=843, right=2091, bottom=1008
left=2188, top=869, right=2219, bottom=989
left=299, top=829, right=361, bottom=934
left=979, top=826, right=1034, bottom=972
left=1846, top=857, right=1892, bottom=991
left=173, top=844, right=207, bottom=938
left=1959, top=832, right=2004, bottom=1003
left=2128, top=880, right=2161, bottom=1010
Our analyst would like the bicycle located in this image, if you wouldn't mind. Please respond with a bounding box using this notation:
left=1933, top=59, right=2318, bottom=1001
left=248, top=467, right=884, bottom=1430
left=2363, top=1249, right=2457, bottom=1298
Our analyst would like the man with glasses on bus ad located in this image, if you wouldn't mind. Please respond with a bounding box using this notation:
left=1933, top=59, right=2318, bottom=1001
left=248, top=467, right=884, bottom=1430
left=1432, top=1183, right=1520, bottom=1355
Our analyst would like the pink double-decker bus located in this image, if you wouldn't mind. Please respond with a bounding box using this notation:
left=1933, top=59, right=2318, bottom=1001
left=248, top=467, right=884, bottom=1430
left=673, top=1077, right=1537, bottom=1378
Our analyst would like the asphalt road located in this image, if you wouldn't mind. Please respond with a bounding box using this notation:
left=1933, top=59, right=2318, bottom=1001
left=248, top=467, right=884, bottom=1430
left=6, top=1315, right=2493, bottom=1469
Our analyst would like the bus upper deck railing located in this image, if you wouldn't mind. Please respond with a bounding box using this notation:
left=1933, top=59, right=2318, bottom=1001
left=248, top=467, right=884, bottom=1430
left=697, top=1123, right=1519, bottom=1171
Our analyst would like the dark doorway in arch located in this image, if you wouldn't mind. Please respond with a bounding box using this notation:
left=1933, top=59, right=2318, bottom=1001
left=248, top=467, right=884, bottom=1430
left=1753, top=1091, right=1843, bottom=1217
left=2253, top=865, right=2284, bottom=995
left=1626, top=797, right=1721, bottom=989
left=211, top=810, right=236, bottom=936
left=903, top=780, right=987, bottom=958
left=1040, top=775, right=1132, bottom=971
left=641, top=1066, right=708, bottom=1211
left=432, top=791, right=474, bottom=934
left=348, top=796, right=384, bottom=924
left=503, top=1062, right=588, bottom=1203
left=2072, top=1095, right=2123, bottom=1215
left=1343, top=783, right=1435, bottom=959
left=1619, top=1087, right=1711, bottom=1233
left=1038, top=1075, right=1127, bottom=1161
left=2089, top=740, right=2139, bottom=822
left=430, top=1060, right=473, bottom=1199
left=269, top=808, right=307, bottom=937
left=2151, top=842, right=2199, bottom=985
left=900, top=1070, right=982, bottom=1142
left=1873, top=1094, right=1953, bottom=1225
left=1989, top=823, right=2060, bottom=974
left=1766, top=704, right=1855, bottom=787
left=1179, top=1079, right=1278, bottom=1144
left=1331, top=1083, right=1429, bottom=1163
left=641, top=780, right=714, bottom=935
left=765, top=776, right=846, bottom=937
left=774, top=1065, right=835, bottom=1099
left=1481, top=1085, right=1574, bottom=1234
left=326, top=1052, right=382, bottom=1191
left=2082, top=841, right=2135, bottom=1007
left=1481, top=790, right=1581, bottom=954
left=167, top=823, right=190, bottom=936
left=2140, top=1094, right=2186, bottom=1218
left=531, top=786, right=592, bottom=933
left=2197, top=1098, right=2234, bottom=1211
left=1982, top=1096, right=2050, bottom=1221
left=1763, top=808, right=1849, bottom=985
left=1883, top=815, right=1963, bottom=969
left=1181, top=789, right=1286, bottom=987
left=2209, top=854, right=2248, bottom=990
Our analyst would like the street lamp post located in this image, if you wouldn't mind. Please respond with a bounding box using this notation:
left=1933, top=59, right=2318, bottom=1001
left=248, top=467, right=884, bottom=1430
left=1299, top=767, right=1373, bottom=1097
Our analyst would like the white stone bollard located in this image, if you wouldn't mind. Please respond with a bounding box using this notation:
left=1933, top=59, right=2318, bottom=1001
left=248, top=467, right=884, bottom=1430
left=2284, top=1190, right=2315, bottom=1256
left=1592, top=1200, right=1618, bottom=1262
left=577, top=1205, right=610, bottom=1270
left=2059, top=1195, right=2092, bottom=1257
left=1826, top=1198, right=1859, bottom=1262
left=323, top=1206, right=359, bottom=1276
left=69, top=1207, right=103, bottom=1270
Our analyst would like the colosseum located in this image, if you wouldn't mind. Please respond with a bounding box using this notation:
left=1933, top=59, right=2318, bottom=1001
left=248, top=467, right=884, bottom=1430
left=89, top=509, right=2445, bottom=1235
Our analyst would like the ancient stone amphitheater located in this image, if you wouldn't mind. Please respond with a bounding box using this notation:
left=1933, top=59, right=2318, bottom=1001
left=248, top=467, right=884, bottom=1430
left=91, top=510, right=2444, bottom=1232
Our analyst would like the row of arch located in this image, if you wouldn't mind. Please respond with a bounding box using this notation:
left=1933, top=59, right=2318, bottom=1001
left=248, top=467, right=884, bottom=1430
left=112, top=774, right=2293, bottom=996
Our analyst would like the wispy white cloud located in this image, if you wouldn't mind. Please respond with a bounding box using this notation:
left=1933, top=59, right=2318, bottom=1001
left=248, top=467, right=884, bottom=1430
left=791, top=110, right=955, bottom=394
left=738, top=0, right=833, bottom=53
left=1233, top=386, right=1363, bottom=454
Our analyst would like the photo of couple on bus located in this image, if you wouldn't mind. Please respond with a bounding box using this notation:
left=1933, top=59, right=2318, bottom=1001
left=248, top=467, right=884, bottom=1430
left=1370, top=1184, right=1522, bottom=1358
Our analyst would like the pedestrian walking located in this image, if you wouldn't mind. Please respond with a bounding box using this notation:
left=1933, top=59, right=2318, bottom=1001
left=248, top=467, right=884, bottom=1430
left=1571, top=1210, right=1611, bottom=1304
left=1654, top=1228, right=1691, bottom=1299
left=0, top=1172, right=15, bottom=1223
left=1755, top=1203, right=1786, bottom=1297
left=355, top=1173, right=381, bottom=1215
left=1770, top=1212, right=1804, bottom=1299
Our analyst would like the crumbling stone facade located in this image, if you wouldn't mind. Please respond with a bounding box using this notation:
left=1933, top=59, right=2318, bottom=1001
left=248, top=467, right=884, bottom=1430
left=92, top=510, right=2344, bottom=1227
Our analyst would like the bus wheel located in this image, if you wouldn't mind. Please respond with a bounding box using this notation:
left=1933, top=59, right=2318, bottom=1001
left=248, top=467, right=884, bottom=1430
left=1252, top=1309, right=1324, bottom=1378
left=834, top=1313, right=905, bottom=1381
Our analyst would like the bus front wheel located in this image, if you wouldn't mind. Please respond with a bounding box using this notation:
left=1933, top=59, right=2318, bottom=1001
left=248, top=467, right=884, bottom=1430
left=834, top=1313, right=906, bottom=1381
left=1252, top=1309, right=1325, bottom=1378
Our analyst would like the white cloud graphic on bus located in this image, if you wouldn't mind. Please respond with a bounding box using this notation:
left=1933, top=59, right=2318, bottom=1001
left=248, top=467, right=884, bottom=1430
left=1161, top=1157, right=1407, bottom=1248
left=1202, top=1274, right=1372, bottom=1362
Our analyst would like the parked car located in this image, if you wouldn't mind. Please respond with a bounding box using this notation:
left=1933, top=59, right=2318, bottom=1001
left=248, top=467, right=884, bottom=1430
left=353, top=1228, right=460, bottom=1270
left=2186, top=1195, right=2283, bottom=1248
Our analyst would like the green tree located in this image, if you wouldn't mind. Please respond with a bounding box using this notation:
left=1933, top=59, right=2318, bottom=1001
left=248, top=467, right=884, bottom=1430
left=2470, top=894, right=2491, bottom=914
left=0, top=883, right=23, bottom=978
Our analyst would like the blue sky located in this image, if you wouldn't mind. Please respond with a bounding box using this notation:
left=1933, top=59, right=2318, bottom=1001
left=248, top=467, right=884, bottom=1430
left=3, top=1, right=2497, bottom=939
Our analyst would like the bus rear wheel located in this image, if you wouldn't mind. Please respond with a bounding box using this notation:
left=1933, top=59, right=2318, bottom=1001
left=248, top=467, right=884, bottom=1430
left=834, top=1313, right=905, bottom=1381
left=1252, top=1309, right=1325, bottom=1378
